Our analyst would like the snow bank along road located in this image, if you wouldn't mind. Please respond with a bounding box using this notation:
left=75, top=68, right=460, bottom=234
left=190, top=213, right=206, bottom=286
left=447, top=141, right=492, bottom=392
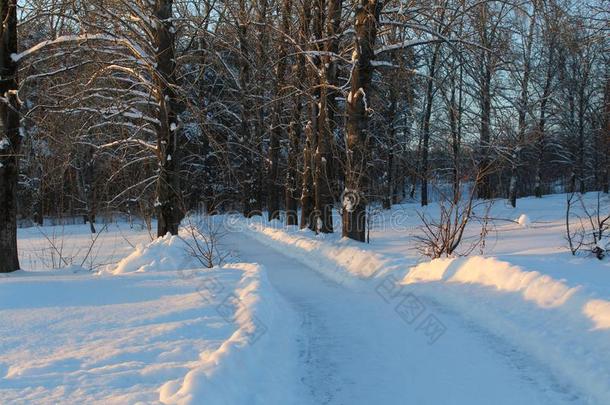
left=231, top=230, right=586, bottom=405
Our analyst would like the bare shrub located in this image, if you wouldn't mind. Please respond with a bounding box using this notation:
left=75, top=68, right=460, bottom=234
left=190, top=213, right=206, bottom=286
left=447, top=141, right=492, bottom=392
left=35, top=224, right=108, bottom=270
left=416, top=180, right=492, bottom=259
left=180, top=216, right=230, bottom=268
left=566, top=192, right=610, bottom=259
left=36, top=226, right=73, bottom=269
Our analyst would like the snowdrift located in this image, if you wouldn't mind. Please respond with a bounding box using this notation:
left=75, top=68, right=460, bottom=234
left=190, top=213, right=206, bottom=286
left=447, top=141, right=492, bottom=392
left=159, top=262, right=298, bottom=405
left=404, top=256, right=580, bottom=308
left=112, top=231, right=299, bottom=404
left=243, top=220, right=392, bottom=289
left=403, top=257, right=610, bottom=403
left=113, top=232, right=197, bottom=274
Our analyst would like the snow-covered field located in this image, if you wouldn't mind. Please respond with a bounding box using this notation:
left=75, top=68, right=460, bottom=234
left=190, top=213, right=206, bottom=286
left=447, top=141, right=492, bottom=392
left=1, top=194, right=609, bottom=404
left=2, top=226, right=299, bottom=404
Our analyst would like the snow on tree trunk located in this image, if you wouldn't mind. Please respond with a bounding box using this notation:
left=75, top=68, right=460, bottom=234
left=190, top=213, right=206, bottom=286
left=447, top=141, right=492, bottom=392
left=267, top=104, right=281, bottom=222
left=154, top=0, right=184, bottom=237
left=383, top=86, right=398, bottom=209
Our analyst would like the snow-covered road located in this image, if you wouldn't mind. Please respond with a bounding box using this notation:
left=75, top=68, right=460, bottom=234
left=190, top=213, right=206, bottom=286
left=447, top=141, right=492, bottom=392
left=233, top=231, right=582, bottom=405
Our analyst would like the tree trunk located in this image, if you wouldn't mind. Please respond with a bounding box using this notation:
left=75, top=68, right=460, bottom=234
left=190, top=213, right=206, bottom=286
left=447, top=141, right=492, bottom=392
left=285, top=118, right=301, bottom=225
left=0, top=0, right=20, bottom=273
left=315, top=93, right=334, bottom=233
left=313, top=0, right=342, bottom=234
left=285, top=0, right=304, bottom=225
left=478, top=58, right=493, bottom=199
left=342, top=0, right=381, bottom=242
left=534, top=44, right=555, bottom=198
left=509, top=9, right=536, bottom=208
left=253, top=0, right=268, bottom=218
left=267, top=0, right=290, bottom=221
left=154, top=0, right=184, bottom=237
left=384, top=86, right=398, bottom=209
left=420, top=45, right=439, bottom=207
left=235, top=0, right=261, bottom=218
left=601, top=75, right=610, bottom=194
left=300, top=120, right=315, bottom=229
left=449, top=62, right=463, bottom=204
left=303, top=0, right=324, bottom=231
left=577, top=82, right=586, bottom=194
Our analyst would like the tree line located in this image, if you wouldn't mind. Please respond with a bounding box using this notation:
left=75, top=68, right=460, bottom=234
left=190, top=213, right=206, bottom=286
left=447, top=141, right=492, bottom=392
left=0, top=0, right=608, bottom=272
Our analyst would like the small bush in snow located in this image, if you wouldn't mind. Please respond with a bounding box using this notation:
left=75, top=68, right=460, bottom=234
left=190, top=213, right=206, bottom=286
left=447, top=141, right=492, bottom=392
left=180, top=216, right=230, bottom=268
left=415, top=181, right=492, bottom=259
left=565, top=192, right=610, bottom=260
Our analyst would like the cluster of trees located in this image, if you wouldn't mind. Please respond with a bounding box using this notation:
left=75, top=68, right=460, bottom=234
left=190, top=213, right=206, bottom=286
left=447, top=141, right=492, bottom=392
left=0, top=0, right=608, bottom=272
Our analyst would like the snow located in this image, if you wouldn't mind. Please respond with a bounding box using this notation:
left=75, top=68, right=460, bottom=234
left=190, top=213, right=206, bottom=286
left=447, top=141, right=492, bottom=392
left=403, top=256, right=580, bottom=308
left=584, top=299, right=610, bottom=330
left=11, top=34, right=152, bottom=65
left=4, top=194, right=610, bottom=403
left=17, top=221, right=153, bottom=272
left=3, top=222, right=298, bottom=404
left=243, top=217, right=388, bottom=289
left=232, top=225, right=590, bottom=404
left=238, top=193, right=610, bottom=403
left=400, top=257, right=610, bottom=403
left=517, top=213, right=531, bottom=227
left=159, top=262, right=299, bottom=405
left=0, top=271, right=234, bottom=403
left=113, top=232, right=189, bottom=274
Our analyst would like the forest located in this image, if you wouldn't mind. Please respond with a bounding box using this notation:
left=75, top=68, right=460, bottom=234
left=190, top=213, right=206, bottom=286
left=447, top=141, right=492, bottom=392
left=0, top=0, right=608, bottom=273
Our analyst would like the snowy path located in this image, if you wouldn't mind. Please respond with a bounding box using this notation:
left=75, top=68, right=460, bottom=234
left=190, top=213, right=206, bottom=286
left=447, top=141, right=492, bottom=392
left=232, top=231, right=582, bottom=405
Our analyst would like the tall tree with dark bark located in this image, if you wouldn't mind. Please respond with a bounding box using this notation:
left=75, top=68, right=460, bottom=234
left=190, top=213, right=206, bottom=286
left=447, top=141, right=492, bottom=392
left=473, top=2, right=502, bottom=200
left=534, top=2, right=559, bottom=198
left=508, top=5, right=537, bottom=208
left=235, top=0, right=262, bottom=218
left=313, top=0, right=342, bottom=233
left=0, top=0, right=19, bottom=272
left=267, top=0, right=291, bottom=221
left=300, top=0, right=316, bottom=230
left=601, top=68, right=610, bottom=194
left=420, top=42, right=440, bottom=207
left=154, top=0, right=184, bottom=237
left=286, top=0, right=308, bottom=226
left=342, top=0, right=381, bottom=242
